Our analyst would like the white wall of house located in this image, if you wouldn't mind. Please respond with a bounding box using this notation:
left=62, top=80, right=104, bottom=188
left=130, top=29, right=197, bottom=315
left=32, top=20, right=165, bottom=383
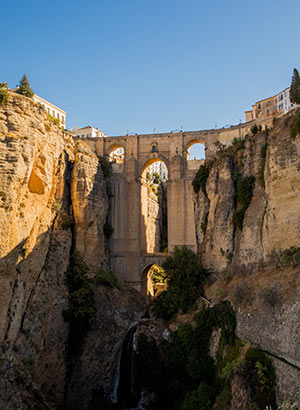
left=71, top=126, right=106, bottom=138
left=33, top=94, right=66, bottom=126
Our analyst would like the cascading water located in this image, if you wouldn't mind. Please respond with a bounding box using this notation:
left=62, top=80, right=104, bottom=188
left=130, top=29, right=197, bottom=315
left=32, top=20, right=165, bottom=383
left=110, top=323, right=138, bottom=407
left=117, top=324, right=137, bottom=407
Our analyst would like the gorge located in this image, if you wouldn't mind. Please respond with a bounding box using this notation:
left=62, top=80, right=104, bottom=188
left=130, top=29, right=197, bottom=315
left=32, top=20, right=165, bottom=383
left=1, top=90, right=300, bottom=410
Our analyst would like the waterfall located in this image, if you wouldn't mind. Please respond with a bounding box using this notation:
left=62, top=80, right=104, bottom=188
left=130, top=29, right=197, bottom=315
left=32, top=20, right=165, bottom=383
left=109, top=322, right=138, bottom=406
left=109, top=349, right=122, bottom=403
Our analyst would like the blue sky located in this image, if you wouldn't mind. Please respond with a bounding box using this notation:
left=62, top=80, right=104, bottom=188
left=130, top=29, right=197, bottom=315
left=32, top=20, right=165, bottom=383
left=2, top=0, right=300, bottom=143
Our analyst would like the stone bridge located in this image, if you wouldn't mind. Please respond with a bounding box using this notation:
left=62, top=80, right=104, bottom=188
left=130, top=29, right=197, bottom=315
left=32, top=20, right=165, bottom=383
left=80, top=123, right=253, bottom=292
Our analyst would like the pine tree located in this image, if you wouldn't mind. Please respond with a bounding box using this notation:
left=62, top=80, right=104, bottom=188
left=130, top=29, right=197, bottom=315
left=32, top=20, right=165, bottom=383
left=290, top=68, right=300, bottom=104
left=16, top=74, right=34, bottom=98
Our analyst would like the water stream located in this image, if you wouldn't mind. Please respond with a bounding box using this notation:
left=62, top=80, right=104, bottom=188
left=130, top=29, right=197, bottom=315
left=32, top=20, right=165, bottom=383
left=110, top=323, right=138, bottom=407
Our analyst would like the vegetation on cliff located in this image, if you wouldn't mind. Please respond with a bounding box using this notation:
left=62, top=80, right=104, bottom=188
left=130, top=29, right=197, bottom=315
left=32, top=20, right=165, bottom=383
left=152, top=246, right=207, bottom=321
left=192, top=164, right=209, bottom=195
left=0, top=82, right=8, bottom=105
left=290, top=68, right=300, bottom=104
left=133, top=302, right=276, bottom=410
left=16, top=74, right=34, bottom=98
left=233, top=175, right=256, bottom=230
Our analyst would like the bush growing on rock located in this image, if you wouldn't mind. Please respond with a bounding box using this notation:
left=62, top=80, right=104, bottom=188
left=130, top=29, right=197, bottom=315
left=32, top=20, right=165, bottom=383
left=152, top=246, right=207, bottom=320
left=134, top=302, right=239, bottom=410
left=237, top=348, right=276, bottom=409
left=233, top=175, right=255, bottom=230
left=99, top=156, right=112, bottom=178
left=95, top=268, right=123, bottom=289
left=192, top=164, right=209, bottom=195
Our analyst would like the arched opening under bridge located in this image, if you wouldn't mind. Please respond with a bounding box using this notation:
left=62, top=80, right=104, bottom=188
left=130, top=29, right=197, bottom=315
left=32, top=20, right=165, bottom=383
left=140, top=264, right=167, bottom=298
left=186, top=139, right=206, bottom=171
left=186, top=139, right=206, bottom=160
left=108, top=144, right=124, bottom=164
left=141, top=158, right=168, bottom=254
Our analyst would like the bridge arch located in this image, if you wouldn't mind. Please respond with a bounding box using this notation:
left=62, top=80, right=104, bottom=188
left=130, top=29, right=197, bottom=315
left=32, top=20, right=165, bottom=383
left=140, top=156, right=168, bottom=254
left=185, top=138, right=206, bottom=161
left=107, top=143, right=125, bottom=163
left=140, top=155, right=170, bottom=179
left=140, top=263, right=167, bottom=298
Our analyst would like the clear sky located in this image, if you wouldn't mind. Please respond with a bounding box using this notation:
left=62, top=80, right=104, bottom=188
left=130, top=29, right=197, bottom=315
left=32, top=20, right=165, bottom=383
left=2, top=0, right=300, bottom=141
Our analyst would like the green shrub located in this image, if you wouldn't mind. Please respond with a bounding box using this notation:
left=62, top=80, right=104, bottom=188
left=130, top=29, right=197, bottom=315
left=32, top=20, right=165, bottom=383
left=0, top=85, right=8, bottom=105
left=251, top=124, right=259, bottom=135
left=214, top=385, right=232, bottom=410
left=239, top=348, right=276, bottom=409
left=95, top=268, right=123, bottom=289
left=61, top=213, right=73, bottom=230
left=258, top=143, right=268, bottom=188
left=280, top=246, right=300, bottom=267
left=233, top=175, right=255, bottom=230
left=233, top=208, right=246, bottom=230
left=231, top=137, right=245, bottom=152
left=47, top=113, right=60, bottom=127
left=152, top=246, right=207, bottom=320
left=181, top=382, right=214, bottom=410
left=192, top=164, right=209, bottom=195
left=99, top=156, right=111, bottom=178
left=290, top=111, right=300, bottom=139
left=236, top=175, right=255, bottom=207
left=134, top=302, right=237, bottom=409
left=150, top=264, right=167, bottom=283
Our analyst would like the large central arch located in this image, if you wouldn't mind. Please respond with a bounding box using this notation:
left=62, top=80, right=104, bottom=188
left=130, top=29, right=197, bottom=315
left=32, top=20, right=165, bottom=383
left=140, top=157, right=169, bottom=254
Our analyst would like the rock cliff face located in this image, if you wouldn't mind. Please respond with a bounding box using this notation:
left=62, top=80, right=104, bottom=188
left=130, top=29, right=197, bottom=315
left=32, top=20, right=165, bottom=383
left=195, top=114, right=300, bottom=273
left=0, top=92, right=144, bottom=409
left=194, top=113, right=300, bottom=402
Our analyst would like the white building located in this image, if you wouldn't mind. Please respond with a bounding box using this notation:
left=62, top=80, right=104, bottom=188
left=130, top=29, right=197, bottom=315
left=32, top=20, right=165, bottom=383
left=148, top=161, right=168, bottom=182
left=71, top=125, right=107, bottom=138
left=275, top=87, right=299, bottom=115
left=33, top=94, right=66, bottom=127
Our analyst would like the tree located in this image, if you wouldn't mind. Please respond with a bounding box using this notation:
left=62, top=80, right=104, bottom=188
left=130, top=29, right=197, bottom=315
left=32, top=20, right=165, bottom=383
left=152, top=246, right=207, bottom=320
left=290, top=68, right=300, bottom=104
left=16, top=74, right=34, bottom=98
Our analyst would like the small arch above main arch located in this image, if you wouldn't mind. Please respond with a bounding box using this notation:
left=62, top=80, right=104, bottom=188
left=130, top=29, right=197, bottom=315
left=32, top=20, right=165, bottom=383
left=185, top=138, right=206, bottom=152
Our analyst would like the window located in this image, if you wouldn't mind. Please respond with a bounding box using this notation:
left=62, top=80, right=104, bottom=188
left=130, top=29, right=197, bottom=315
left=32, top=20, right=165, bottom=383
left=61, top=116, right=65, bottom=123
left=152, top=145, right=157, bottom=153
